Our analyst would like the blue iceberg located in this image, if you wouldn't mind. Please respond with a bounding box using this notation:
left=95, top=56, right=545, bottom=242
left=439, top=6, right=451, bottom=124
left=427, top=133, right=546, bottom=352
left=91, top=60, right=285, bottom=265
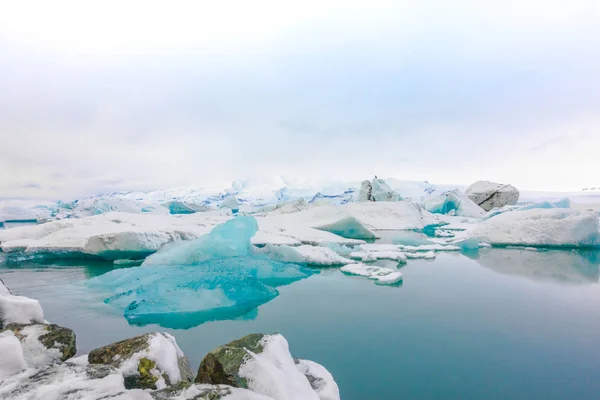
left=143, top=215, right=258, bottom=266
left=87, top=216, right=313, bottom=328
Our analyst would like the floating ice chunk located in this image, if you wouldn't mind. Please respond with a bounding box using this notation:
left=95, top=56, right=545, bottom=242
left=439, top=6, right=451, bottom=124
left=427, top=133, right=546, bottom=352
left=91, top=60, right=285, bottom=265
left=295, top=359, right=341, bottom=400
left=238, top=334, right=327, bottom=400
left=471, top=208, right=600, bottom=248
left=260, top=244, right=354, bottom=266
left=405, top=251, right=436, bottom=259
left=423, top=190, right=485, bottom=218
left=89, top=257, right=311, bottom=328
left=396, top=243, right=461, bottom=252
left=143, top=216, right=257, bottom=266
left=349, top=251, right=407, bottom=263
left=0, top=331, right=26, bottom=378
left=465, top=180, right=519, bottom=211
left=89, top=264, right=275, bottom=329
left=340, top=264, right=403, bottom=285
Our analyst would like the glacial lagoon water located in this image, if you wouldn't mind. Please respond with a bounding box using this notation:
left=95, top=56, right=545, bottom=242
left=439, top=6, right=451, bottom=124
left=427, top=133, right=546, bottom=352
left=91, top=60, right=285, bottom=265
left=2, top=249, right=600, bottom=400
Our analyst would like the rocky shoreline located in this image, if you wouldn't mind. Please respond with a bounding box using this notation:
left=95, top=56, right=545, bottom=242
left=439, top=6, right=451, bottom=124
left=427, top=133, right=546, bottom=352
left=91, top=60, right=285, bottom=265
left=0, top=279, right=340, bottom=400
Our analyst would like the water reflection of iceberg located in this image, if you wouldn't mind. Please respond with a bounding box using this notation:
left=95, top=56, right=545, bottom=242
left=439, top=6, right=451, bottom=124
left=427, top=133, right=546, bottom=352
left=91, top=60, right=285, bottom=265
left=476, top=249, right=600, bottom=285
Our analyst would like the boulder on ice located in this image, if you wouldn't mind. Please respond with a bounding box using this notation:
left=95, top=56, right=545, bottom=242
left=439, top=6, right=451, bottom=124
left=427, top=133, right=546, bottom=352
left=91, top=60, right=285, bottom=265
left=471, top=208, right=600, bottom=248
left=465, top=180, right=519, bottom=211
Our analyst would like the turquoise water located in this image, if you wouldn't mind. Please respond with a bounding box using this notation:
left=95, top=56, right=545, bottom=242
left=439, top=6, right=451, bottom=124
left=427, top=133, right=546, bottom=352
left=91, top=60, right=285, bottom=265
left=1, top=249, right=600, bottom=399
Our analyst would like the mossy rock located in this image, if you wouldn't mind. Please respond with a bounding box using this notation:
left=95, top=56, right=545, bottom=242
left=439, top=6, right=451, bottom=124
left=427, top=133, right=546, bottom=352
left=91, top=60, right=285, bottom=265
left=88, top=333, right=193, bottom=390
left=3, top=323, right=76, bottom=362
left=88, top=333, right=151, bottom=364
left=195, top=333, right=266, bottom=388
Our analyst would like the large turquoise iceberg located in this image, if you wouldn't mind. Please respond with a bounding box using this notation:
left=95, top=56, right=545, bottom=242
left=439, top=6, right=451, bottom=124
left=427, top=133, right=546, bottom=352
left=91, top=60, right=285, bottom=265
left=87, top=216, right=313, bottom=328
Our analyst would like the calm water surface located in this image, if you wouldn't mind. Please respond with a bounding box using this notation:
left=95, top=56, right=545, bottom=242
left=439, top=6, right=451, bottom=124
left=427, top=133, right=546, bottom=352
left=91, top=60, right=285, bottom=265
left=2, top=249, right=600, bottom=400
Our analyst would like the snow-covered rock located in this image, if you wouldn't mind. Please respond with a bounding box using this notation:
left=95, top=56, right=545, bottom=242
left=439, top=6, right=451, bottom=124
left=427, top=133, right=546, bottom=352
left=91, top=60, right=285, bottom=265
left=0, top=280, right=44, bottom=329
left=88, top=332, right=194, bottom=390
left=0, top=331, right=27, bottom=379
left=3, top=323, right=76, bottom=366
left=465, top=181, right=519, bottom=211
left=196, top=333, right=340, bottom=400
left=471, top=208, right=600, bottom=248
left=340, top=264, right=403, bottom=285
left=295, top=359, right=340, bottom=400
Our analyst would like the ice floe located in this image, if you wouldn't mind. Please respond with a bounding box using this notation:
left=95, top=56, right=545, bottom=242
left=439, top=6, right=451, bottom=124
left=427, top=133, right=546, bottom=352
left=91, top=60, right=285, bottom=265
left=340, top=264, right=403, bottom=285
left=471, top=208, right=600, bottom=248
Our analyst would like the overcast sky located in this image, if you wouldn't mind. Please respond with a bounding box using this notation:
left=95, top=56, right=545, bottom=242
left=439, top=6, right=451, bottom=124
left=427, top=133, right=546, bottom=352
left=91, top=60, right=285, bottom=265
left=1, top=0, right=599, bottom=199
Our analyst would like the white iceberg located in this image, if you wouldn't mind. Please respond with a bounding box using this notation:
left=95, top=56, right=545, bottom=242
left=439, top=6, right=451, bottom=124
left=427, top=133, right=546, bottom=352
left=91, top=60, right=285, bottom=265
left=471, top=208, right=600, bottom=248
left=340, top=264, right=403, bottom=285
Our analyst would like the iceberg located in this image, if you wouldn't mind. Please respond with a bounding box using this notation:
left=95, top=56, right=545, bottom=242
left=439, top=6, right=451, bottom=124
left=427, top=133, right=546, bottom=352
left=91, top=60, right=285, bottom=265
left=471, top=208, right=600, bottom=248
left=143, top=216, right=257, bottom=266
left=357, top=178, right=402, bottom=202
left=88, top=259, right=312, bottom=329
left=87, top=217, right=313, bottom=328
left=340, top=264, right=403, bottom=285
left=422, top=189, right=485, bottom=218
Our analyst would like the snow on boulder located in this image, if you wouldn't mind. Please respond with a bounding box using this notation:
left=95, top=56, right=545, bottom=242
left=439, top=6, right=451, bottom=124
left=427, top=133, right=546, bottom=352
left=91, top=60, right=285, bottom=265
left=465, top=181, right=519, bottom=211
left=340, top=264, right=403, bottom=285
left=0, top=280, right=44, bottom=329
left=471, top=208, right=600, bottom=248
left=0, top=331, right=27, bottom=378
left=2, top=323, right=76, bottom=366
left=88, top=332, right=194, bottom=390
left=295, top=359, right=341, bottom=400
left=196, top=333, right=340, bottom=400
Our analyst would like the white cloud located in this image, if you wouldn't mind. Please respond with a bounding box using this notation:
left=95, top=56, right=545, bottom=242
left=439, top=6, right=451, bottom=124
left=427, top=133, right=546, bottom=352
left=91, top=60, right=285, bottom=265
left=1, top=0, right=599, bottom=198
